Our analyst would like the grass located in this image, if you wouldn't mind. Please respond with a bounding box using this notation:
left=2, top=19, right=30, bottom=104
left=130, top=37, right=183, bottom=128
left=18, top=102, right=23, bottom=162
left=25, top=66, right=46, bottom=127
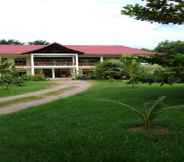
left=0, top=81, right=51, bottom=97
left=0, top=81, right=183, bottom=162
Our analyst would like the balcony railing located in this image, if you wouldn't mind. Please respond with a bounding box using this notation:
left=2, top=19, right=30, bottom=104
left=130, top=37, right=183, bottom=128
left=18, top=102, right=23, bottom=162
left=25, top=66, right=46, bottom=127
left=34, top=61, right=73, bottom=66
left=34, top=61, right=99, bottom=66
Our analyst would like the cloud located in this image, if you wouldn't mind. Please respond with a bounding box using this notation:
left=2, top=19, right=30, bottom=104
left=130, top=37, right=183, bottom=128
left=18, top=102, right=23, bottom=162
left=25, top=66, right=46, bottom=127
left=0, top=0, right=183, bottom=49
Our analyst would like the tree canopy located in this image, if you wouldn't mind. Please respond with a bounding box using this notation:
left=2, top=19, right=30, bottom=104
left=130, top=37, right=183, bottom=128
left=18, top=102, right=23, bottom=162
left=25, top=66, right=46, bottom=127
left=28, top=40, right=50, bottom=45
left=0, top=39, right=24, bottom=45
left=152, top=40, right=184, bottom=67
left=155, top=40, right=184, bottom=54
left=122, top=0, right=184, bottom=24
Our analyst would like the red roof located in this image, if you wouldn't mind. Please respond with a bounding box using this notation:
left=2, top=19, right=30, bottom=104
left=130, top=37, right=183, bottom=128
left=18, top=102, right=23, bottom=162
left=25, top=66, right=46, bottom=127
left=66, top=45, right=152, bottom=56
left=0, top=43, right=154, bottom=56
left=0, top=45, right=44, bottom=55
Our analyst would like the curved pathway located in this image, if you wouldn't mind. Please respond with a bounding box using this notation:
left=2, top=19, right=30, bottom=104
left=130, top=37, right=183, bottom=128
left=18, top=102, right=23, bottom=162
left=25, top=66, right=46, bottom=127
left=0, top=80, right=91, bottom=115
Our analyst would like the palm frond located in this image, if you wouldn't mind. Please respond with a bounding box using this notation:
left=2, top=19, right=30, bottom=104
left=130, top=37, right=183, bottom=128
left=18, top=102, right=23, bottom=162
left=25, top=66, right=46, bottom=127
left=160, top=105, right=184, bottom=112
left=99, top=99, right=144, bottom=118
left=147, top=96, right=166, bottom=120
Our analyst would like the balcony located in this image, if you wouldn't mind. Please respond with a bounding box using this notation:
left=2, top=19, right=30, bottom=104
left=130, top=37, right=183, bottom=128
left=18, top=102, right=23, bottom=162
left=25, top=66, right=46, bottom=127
left=79, top=57, right=100, bottom=66
left=34, top=58, right=73, bottom=66
left=34, top=61, right=73, bottom=66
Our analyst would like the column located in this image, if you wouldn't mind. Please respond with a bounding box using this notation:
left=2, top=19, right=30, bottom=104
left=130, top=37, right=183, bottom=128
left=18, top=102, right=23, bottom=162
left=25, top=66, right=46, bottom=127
left=75, top=54, right=79, bottom=75
left=52, top=68, right=55, bottom=79
left=100, top=56, right=104, bottom=63
left=72, top=56, right=75, bottom=66
left=30, top=54, right=35, bottom=76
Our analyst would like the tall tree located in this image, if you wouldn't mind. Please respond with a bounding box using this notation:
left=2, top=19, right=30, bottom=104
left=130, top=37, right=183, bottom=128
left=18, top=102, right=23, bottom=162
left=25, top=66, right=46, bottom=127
left=0, top=39, right=24, bottom=45
left=28, top=40, right=50, bottom=45
left=122, top=0, right=184, bottom=24
left=148, top=40, right=184, bottom=82
left=152, top=40, right=184, bottom=67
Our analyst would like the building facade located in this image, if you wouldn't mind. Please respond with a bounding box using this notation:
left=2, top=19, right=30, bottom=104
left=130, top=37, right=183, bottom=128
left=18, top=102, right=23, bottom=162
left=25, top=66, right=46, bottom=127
left=0, top=43, right=153, bottom=79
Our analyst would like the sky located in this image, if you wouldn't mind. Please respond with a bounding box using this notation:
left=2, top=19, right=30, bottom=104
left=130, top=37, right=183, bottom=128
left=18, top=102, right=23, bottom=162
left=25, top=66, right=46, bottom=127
left=0, top=0, right=183, bottom=49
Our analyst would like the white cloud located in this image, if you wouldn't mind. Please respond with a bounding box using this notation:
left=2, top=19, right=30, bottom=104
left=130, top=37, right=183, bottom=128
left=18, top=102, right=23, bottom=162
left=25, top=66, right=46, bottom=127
left=0, top=0, right=183, bottom=49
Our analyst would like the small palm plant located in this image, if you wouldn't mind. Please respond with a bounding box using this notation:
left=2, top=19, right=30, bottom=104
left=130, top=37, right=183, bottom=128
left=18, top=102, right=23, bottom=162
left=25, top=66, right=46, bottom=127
left=120, top=56, right=141, bottom=87
left=101, top=96, right=184, bottom=130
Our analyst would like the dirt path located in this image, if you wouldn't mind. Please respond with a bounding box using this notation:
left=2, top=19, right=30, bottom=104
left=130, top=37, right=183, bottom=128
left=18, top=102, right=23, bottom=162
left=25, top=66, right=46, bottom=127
left=0, top=80, right=91, bottom=115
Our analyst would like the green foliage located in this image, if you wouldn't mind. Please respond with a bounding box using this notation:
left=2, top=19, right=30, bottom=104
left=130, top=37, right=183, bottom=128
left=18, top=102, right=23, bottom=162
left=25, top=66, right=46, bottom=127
left=23, top=75, right=47, bottom=81
left=150, top=40, right=184, bottom=82
left=28, top=40, right=50, bottom=45
left=120, top=56, right=142, bottom=86
left=153, top=40, right=184, bottom=66
left=0, top=60, right=24, bottom=89
left=74, top=69, right=96, bottom=80
left=0, top=39, right=24, bottom=45
left=155, top=40, right=184, bottom=54
left=0, top=72, right=24, bottom=89
left=102, top=96, right=184, bottom=130
left=122, top=0, right=184, bottom=24
left=95, top=59, right=124, bottom=80
left=73, top=69, right=85, bottom=80
left=139, top=64, right=176, bottom=86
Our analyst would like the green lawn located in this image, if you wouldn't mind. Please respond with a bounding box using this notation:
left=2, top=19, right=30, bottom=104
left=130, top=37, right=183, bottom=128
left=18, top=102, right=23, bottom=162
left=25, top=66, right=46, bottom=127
left=0, top=81, right=184, bottom=162
left=0, top=81, right=51, bottom=97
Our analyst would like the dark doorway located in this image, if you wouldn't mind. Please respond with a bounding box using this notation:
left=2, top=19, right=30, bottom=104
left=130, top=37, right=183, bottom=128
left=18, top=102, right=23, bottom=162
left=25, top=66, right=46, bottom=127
left=43, top=69, right=52, bottom=78
left=55, top=69, right=71, bottom=78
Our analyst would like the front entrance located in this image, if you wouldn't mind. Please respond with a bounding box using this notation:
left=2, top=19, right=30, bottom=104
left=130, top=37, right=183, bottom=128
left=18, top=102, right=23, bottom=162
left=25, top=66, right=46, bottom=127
left=36, top=68, right=72, bottom=79
left=55, top=69, right=71, bottom=78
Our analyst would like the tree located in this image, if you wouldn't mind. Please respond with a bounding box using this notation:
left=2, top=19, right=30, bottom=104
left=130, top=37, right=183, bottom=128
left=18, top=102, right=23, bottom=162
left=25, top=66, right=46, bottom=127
left=120, top=56, right=142, bottom=87
left=28, top=40, right=50, bottom=45
left=0, top=39, right=24, bottom=45
left=95, top=59, right=124, bottom=80
left=153, top=40, right=184, bottom=66
left=147, top=40, right=184, bottom=83
left=0, top=60, right=24, bottom=89
left=122, top=0, right=184, bottom=24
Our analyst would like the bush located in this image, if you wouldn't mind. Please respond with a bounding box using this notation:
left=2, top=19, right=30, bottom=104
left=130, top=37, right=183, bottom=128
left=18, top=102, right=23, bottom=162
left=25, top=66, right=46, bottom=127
left=154, top=67, right=176, bottom=86
left=0, top=60, right=24, bottom=89
left=95, top=60, right=124, bottom=80
left=74, top=69, right=96, bottom=80
left=139, top=64, right=176, bottom=86
left=0, top=72, right=24, bottom=89
left=23, top=75, right=47, bottom=81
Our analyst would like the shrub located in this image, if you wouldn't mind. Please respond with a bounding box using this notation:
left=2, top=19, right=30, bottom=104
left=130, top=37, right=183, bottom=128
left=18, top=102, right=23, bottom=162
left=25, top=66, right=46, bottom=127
left=138, top=64, right=162, bottom=84
left=23, top=75, right=46, bottom=81
left=154, top=67, right=176, bottom=86
left=0, top=60, right=24, bottom=89
left=95, top=60, right=124, bottom=80
left=74, top=69, right=96, bottom=80
left=139, top=64, right=176, bottom=86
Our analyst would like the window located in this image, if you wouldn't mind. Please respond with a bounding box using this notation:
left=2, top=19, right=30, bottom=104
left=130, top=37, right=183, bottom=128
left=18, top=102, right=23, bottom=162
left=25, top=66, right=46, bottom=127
left=15, top=58, right=26, bottom=66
